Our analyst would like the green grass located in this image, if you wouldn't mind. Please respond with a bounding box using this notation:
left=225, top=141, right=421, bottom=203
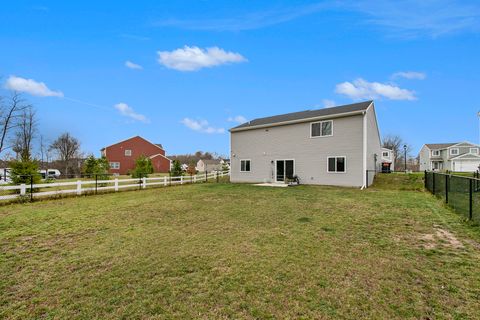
left=1, top=177, right=480, bottom=319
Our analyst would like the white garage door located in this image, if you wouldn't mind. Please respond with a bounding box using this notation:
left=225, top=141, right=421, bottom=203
left=453, top=160, right=480, bottom=172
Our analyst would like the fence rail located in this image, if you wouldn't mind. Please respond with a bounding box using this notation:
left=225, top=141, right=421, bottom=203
left=0, top=171, right=229, bottom=203
left=425, top=171, right=480, bottom=223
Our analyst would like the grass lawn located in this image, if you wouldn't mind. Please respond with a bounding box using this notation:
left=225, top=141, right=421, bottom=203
left=1, top=177, right=480, bottom=319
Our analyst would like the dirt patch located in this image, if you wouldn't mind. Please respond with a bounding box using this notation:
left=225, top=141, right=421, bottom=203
left=418, top=225, right=464, bottom=250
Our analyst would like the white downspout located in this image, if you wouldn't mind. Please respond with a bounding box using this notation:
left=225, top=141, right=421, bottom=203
left=361, top=111, right=367, bottom=189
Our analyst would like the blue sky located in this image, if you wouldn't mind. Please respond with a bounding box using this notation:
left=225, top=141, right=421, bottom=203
left=1, top=0, right=480, bottom=157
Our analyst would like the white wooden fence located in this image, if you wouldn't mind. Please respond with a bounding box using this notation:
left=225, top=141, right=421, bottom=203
left=0, top=171, right=230, bottom=202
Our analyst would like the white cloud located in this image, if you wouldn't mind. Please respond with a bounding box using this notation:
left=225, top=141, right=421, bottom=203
left=114, top=103, right=149, bottom=123
left=157, top=46, right=247, bottom=71
left=322, top=99, right=336, bottom=108
left=125, top=60, right=143, bottom=70
left=4, top=75, right=63, bottom=97
left=181, top=118, right=225, bottom=134
left=335, top=78, right=416, bottom=101
left=392, top=71, right=426, bottom=80
left=227, top=115, right=247, bottom=124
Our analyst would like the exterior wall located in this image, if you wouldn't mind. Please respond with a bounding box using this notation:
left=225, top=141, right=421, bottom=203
left=365, top=106, right=382, bottom=185
left=230, top=114, right=365, bottom=187
left=104, top=136, right=169, bottom=175
left=419, top=145, right=431, bottom=171
left=381, top=148, right=394, bottom=171
left=420, top=143, right=480, bottom=172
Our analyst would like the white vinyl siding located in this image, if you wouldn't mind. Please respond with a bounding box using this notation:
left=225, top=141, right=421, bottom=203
left=311, top=120, right=333, bottom=138
left=327, top=156, right=346, bottom=173
left=240, top=160, right=251, bottom=172
left=470, top=148, right=479, bottom=154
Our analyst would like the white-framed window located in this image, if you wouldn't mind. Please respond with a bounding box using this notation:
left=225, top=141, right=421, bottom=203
left=311, top=120, right=333, bottom=138
left=431, top=150, right=440, bottom=157
left=124, top=149, right=132, bottom=156
left=109, top=162, right=120, bottom=169
left=382, top=151, right=390, bottom=157
left=450, top=148, right=459, bottom=156
left=327, top=156, right=346, bottom=173
left=240, top=159, right=251, bottom=172
left=470, top=148, right=479, bottom=154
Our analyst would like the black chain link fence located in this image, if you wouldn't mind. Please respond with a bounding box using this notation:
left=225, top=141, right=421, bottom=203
left=425, top=171, right=480, bottom=224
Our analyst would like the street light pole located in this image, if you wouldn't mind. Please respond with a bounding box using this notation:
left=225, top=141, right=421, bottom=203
left=404, top=144, right=407, bottom=173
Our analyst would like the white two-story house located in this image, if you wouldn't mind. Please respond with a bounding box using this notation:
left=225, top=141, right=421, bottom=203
left=419, top=142, right=480, bottom=172
left=229, top=101, right=382, bottom=187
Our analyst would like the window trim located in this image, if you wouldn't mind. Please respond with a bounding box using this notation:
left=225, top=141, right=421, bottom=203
left=310, top=120, right=333, bottom=138
left=382, top=151, right=390, bottom=158
left=240, top=159, right=251, bottom=172
left=431, top=150, right=440, bottom=157
left=327, top=156, right=347, bottom=173
left=450, top=148, right=459, bottom=156
left=470, top=147, right=479, bottom=154
left=109, top=162, right=120, bottom=169
left=124, top=149, right=132, bottom=156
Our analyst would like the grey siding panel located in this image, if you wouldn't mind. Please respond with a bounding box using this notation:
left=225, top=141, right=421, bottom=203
left=365, top=106, right=382, bottom=185
left=230, top=114, right=364, bottom=187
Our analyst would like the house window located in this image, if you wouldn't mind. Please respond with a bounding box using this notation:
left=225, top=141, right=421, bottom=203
left=240, top=160, right=251, bottom=172
left=109, top=162, right=120, bottom=169
left=311, top=120, right=333, bottom=137
left=382, top=151, right=389, bottom=157
left=450, top=148, right=459, bottom=156
left=125, top=149, right=132, bottom=156
left=327, top=156, right=346, bottom=173
left=431, top=150, right=440, bottom=157
left=470, top=148, right=479, bottom=154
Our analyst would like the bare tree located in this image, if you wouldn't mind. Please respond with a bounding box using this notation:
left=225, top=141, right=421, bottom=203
left=382, top=134, right=413, bottom=170
left=11, top=106, right=37, bottom=161
left=0, top=93, right=29, bottom=156
left=39, top=135, right=50, bottom=170
left=49, top=132, right=80, bottom=176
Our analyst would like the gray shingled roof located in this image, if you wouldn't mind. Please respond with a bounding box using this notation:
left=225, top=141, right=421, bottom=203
left=230, top=101, right=372, bottom=131
left=425, top=143, right=457, bottom=149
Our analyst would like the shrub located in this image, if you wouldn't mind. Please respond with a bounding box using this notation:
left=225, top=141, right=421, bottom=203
left=9, top=159, right=41, bottom=185
left=83, top=155, right=110, bottom=180
left=170, top=160, right=183, bottom=177
left=131, top=155, right=153, bottom=178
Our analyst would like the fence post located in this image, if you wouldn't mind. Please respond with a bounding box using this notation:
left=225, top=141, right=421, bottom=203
left=163, top=176, right=167, bottom=186
left=194, top=175, right=197, bottom=183
left=445, top=174, right=448, bottom=204
left=469, top=179, right=473, bottom=220
left=77, top=180, right=82, bottom=195
left=366, top=170, right=369, bottom=189
left=30, top=175, right=34, bottom=202
left=114, top=178, right=119, bottom=191
left=95, top=174, right=98, bottom=194
left=424, top=170, right=427, bottom=189
left=180, top=176, right=183, bottom=185
left=169, top=172, right=171, bottom=186
left=205, top=171, right=208, bottom=182
left=216, top=171, right=219, bottom=183
left=142, top=177, right=147, bottom=189
left=20, top=183, right=26, bottom=196
left=432, top=172, right=436, bottom=195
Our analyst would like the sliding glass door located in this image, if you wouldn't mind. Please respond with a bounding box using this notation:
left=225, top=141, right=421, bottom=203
left=276, top=160, right=295, bottom=182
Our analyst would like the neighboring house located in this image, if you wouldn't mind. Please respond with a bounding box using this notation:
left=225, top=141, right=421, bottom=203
left=181, top=163, right=189, bottom=171
left=419, top=142, right=480, bottom=172
left=381, top=147, right=395, bottom=172
left=196, top=159, right=223, bottom=173
left=229, top=101, right=382, bottom=187
left=101, top=136, right=171, bottom=175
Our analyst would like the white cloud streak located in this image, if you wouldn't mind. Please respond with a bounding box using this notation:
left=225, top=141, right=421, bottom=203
left=181, top=118, right=225, bottom=134
left=4, top=75, right=63, bottom=97
left=227, top=115, right=247, bottom=124
left=335, top=78, right=416, bottom=101
left=157, top=46, right=247, bottom=71
left=125, top=60, right=143, bottom=70
left=392, top=71, right=426, bottom=80
left=114, top=103, right=149, bottom=123
left=322, top=99, right=336, bottom=108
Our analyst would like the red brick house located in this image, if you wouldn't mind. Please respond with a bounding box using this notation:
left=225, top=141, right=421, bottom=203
left=101, top=136, right=171, bottom=175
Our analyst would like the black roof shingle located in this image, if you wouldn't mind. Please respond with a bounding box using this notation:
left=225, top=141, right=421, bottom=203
left=230, top=101, right=372, bottom=131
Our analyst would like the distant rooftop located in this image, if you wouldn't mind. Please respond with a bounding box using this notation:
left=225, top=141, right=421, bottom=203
left=230, top=101, right=372, bottom=131
left=425, top=143, right=457, bottom=149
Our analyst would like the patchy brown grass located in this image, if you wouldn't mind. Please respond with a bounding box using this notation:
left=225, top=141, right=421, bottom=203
left=1, top=180, right=480, bottom=319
